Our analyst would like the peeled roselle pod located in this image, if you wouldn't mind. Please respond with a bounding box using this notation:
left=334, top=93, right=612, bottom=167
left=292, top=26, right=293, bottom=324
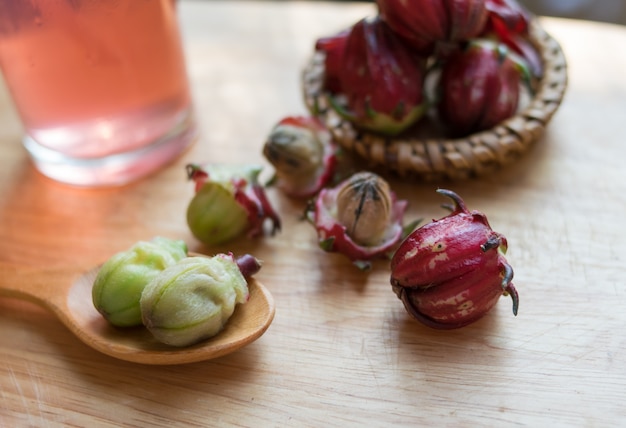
left=306, top=171, right=418, bottom=270
left=390, top=189, right=518, bottom=328
left=377, top=0, right=488, bottom=53
left=437, top=39, right=529, bottom=136
left=330, top=16, right=428, bottom=136
left=263, top=116, right=337, bottom=199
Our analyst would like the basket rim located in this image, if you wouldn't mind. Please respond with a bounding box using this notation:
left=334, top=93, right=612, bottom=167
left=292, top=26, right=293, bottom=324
left=302, top=21, right=568, bottom=180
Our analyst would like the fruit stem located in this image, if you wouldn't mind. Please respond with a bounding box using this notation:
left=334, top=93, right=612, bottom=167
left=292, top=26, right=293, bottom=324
left=436, top=188, right=469, bottom=214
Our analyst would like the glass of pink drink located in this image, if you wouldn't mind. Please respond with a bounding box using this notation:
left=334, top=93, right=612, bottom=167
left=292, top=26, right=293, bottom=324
left=0, top=0, right=197, bottom=186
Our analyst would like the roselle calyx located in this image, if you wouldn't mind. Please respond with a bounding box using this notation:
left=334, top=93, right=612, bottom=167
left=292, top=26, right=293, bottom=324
left=306, top=171, right=418, bottom=270
left=377, top=0, right=488, bottom=53
left=315, top=29, right=350, bottom=94
left=263, top=116, right=337, bottom=199
left=390, top=189, right=518, bottom=329
left=186, top=164, right=281, bottom=246
left=482, top=0, right=543, bottom=79
left=330, top=16, right=428, bottom=136
left=485, top=0, right=530, bottom=34
left=438, top=39, right=530, bottom=136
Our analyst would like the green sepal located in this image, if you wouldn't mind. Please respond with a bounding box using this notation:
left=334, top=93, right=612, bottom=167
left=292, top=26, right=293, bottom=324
left=265, top=173, right=279, bottom=188
left=402, top=218, right=422, bottom=239
left=319, top=236, right=336, bottom=252
left=327, top=94, right=426, bottom=137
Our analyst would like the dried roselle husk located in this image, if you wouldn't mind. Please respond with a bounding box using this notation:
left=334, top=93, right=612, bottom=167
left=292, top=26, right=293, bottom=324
left=186, top=164, right=281, bottom=246
left=390, top=189, right=518, bottom=329
left=329, top=16, right=428, bottom=136
left=263, top=116, right=337, bottom=199
left=437, top=39, right=529, bottom=136
left=377, top=0, right=489, bottom=53
left=306, top=171, right=418, bottom=270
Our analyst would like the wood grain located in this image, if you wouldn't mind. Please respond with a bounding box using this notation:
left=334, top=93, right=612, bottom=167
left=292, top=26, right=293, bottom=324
left=1, top=1, right=625, bottom=426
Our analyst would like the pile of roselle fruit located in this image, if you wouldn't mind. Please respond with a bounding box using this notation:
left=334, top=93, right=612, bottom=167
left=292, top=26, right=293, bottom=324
left=188, top=0, right=527, bottom=332
left=314, top=0, right=542, bottom=137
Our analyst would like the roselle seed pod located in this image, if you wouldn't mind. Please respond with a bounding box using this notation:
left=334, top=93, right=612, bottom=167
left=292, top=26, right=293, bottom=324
left=140, top=254, right=258, bottom=347
left=335, top=172, right=393, bottom=247
left=438, top=39, right=529, bottom=136
left=92, top=237, right=188, bottom=327
left=186, top=164, right=281, bottom=246
left=377, top=0, right=488, bottom=53
left=263, top=116, right=337, bottom=199
left=307, top=171, right=418, bottom=270
left=330, top=16, right=428, bottom=136
left=390, top=189, right=518, bottom=329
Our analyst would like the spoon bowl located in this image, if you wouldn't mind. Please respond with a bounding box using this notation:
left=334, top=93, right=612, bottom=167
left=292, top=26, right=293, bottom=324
left=0, top=256, right=275, bottom=365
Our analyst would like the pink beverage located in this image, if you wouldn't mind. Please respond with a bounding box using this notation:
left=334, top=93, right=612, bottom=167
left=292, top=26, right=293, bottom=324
left=0, top=0, right=196, bottom=186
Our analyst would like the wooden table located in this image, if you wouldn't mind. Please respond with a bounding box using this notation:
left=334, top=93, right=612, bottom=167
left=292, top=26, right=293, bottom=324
left=1, top=1, right=625, bottom=426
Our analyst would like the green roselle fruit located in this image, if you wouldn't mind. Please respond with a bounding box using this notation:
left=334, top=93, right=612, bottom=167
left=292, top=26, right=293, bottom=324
left=140, top=254, right=254, bottom=347
left=186, top=164, right=281, bottom=246
left=92, top=237, right=188, bottom=327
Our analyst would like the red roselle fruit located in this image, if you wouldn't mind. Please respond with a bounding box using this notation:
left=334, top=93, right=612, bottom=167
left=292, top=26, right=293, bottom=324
left=263, top=116, right=337, bottom=199
left=306, top=171, right=418, bottom=270
left=485, top=0, right=530, bottom=34
left=377, top=0, right=489, bottom=53
left=390, top=189, right=518, bottom=329
left=483, top=0, right=543, bottom=79
left=438, top=39, right=529, bottom=136
left=330, top=16, right=428, bottom=136
left=315, top=29, right=350, bottom=94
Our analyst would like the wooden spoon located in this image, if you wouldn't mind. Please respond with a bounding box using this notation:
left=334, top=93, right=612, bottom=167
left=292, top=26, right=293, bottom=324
left=0, top=256, right=275, bottom=365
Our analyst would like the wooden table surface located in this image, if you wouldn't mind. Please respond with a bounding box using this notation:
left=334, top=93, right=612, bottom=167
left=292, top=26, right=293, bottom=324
left=1, top=1, right=625, bottom=426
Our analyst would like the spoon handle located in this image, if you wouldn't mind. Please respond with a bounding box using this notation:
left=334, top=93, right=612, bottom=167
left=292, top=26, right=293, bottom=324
left=0, top=264, right=78, bottom=309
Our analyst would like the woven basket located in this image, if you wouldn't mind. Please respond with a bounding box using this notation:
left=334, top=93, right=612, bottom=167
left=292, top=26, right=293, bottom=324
left=302, top=21, right=568, bottom=181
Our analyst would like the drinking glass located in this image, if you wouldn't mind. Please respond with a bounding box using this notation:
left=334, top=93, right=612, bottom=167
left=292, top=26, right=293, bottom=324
left=0, top=0, right=197, bottom=186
